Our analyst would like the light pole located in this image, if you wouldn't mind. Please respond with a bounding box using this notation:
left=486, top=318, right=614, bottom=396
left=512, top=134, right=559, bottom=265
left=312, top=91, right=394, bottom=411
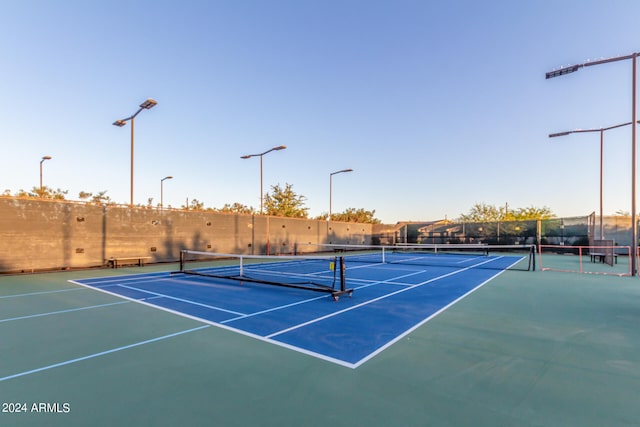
left=549, top=121, right=639, bottom=240
left=329, top=169, right=353, bottom=221
left=39, top=155, right=52, bottom=196
left=547, top=52, right=639, bottom=275
left=240, top=145, right=286, bottom=214
left=113, top=98, right=158, bottom=207
left=160, top=176, right=173, bottom=209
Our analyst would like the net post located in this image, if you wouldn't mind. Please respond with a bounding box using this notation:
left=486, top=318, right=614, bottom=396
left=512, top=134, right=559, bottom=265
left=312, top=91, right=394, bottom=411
left=339, top=256, right=346, bottom=292
left=180, top=250, right=185, bottom=272
left=531, top=244, right=536, bottom=271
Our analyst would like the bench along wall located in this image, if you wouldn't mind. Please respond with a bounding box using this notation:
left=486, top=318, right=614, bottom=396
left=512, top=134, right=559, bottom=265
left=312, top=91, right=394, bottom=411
left=0, top=198, right=375, bottom=273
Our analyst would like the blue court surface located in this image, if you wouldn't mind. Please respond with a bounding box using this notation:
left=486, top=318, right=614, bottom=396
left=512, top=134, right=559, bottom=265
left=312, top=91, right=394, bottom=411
left=71, top=253, right=526, bottom=368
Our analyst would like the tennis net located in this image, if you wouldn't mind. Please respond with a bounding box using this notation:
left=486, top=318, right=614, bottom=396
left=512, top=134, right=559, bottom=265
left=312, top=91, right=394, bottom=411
left=294, top=243, right=536, bottom=271
left=171, top=250, right=353, bottom=301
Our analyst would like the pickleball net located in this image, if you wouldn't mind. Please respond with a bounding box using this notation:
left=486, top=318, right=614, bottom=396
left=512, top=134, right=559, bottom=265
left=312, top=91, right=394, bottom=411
left=294, top=243, right=536, bottom=271
left=171, top=250, right=353, bottom=300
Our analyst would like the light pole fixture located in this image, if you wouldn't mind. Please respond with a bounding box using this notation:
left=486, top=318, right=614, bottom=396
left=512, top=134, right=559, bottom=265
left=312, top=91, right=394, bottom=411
left=240, top=145, right=287, bottom=214
left=549, top=121, right=639, bottom=241
left=160, top=176, right=173, bottom=209
left=39, top=155, right=52, bottom=196
left=329, top=168, right=353, bottom=221
left=113, top=98, right=158, bottom=207
left=547, top=52, right=639, bottom=275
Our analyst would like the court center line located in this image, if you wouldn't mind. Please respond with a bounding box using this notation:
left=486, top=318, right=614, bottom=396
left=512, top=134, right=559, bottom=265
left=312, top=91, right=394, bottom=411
left=117, top=284, right=247, bottom=316
left=0, top=301, right=129, bottom=324
left=353, top=267, right=510, bottom=368
left=266, top=257, right=499, bottom=339
left=0, top=287, right=85, bottom=299
left=221, top=270, right=427, bottom=325
left=0, top=325, right=210, bottom=383
left=221, top=293, right=333, bottom=324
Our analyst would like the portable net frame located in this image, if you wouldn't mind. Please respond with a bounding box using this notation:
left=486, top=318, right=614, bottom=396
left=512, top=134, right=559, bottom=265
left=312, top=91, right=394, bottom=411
left=172, top=250, right=353, bottom=301
left=295, top=243, right=536, bottom=271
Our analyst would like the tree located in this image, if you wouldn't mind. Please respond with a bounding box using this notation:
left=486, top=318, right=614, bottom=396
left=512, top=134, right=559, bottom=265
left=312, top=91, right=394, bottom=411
left=79, top=191, right=112, bottom=205
left=216, top=203, right=256, bottom=214
left=182, top=198, right=205, bottom=211
left=458, top=203, right=503, bottom=222
left=511, top=206, right=555, bottom=220
left=458, top=203, right=555, bottom=222
left=321, top=207, right=381, bottom=223
left=15, top=186, right=68, bottom=200
left=78, top=191, right=92, bottom=201
left=263, top=183, right=308, bottom=218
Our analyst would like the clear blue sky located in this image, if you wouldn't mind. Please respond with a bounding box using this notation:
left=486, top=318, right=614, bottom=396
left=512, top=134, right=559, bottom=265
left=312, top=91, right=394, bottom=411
left=2, top=1, right=640, bottom=224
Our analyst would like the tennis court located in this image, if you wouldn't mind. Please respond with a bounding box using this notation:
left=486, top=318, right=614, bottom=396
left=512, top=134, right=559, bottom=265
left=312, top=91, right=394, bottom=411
left=69, top=247, right=530, bottom=367
left=2, top=249, right=640, bottom=426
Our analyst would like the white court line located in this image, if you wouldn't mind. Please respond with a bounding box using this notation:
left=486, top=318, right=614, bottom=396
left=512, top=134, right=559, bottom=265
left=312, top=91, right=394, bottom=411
left=222, top=270, right=428, bottom=325
left=0, top=287, right=85, bottom=299
left=0, top=301, right=129, bottom=324
left=68, top=255, right=523, bottom=369
left=0, top=325, right=210, bottom=383
left=354, top=268, right=511, bottom=368
left=85, top=274, right=172, bottom=288
left=117, top=284, right=247, bottom=316
left=221, top=293, right=337, bottom=324
left=266, top=256, right=502, bottom=340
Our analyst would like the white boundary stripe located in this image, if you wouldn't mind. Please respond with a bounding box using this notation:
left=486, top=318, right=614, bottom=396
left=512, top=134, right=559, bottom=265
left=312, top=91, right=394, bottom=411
left=71, top=276, right=359, bottom=367
left=0, top=287, right=85, bottom=299
left=0, top=325, right=210, bottom=383
left=221, top=293, right=330, bottom=324
left=0, top=301, right=129, bottom=324
left=69, top=255, right=522, bottom=369
left=75, top=275, right=358, bottom=367
left=221, top=270, right=427, bottom=325
left=265, top=257, right=512, bottom=368
left=117, top=284, right=247, bottom=316
left=352, top=267, right=510, bottom=367
left=265, top=264, right=475, bottom=339
left=83, top=274, right=171, bottom=287
left=75, top=271, right=172, bottom=283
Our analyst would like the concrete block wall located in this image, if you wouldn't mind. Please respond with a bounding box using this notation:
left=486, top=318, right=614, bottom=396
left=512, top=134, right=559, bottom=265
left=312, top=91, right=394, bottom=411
left=0, top=198, right=378, bottom=273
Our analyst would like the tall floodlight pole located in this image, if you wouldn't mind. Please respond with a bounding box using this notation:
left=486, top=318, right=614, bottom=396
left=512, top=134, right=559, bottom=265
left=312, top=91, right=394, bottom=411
left=113, top=99, right=158, bottom=207
left=240, top=145, right=287, bottom=214
left=549, top=121, right=638, bottom=240
left=329, top=169, right=354, bottom=222
left=160, top=175, right=173, bottom=209
left=547, top=52, right=639, bottom=276
left=39, top=155, right=52, bottom=195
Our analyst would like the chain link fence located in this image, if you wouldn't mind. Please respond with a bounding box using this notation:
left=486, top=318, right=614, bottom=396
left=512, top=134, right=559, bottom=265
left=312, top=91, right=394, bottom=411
left=392, top=215, right=595, bottom=247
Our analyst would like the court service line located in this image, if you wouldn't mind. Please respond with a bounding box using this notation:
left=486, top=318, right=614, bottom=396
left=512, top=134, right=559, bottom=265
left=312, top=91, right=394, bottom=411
left=0, top=287, right=85, bottom=299
left=266, top=257, right=500, bottom=339
left=76, top=271, right=171, bottom=285
left=221, top=293, right=335, bottom=324
left=0, top=325, right=210, bottom=383
left=354, top=267, right=509, bottom=368
left=222, top=270, right=427, bottom=325
left=0, top=301, right=129, bottom=324
left=87, top=275, right=173, bottom=288
left=117, top=284, right=247, bottom=316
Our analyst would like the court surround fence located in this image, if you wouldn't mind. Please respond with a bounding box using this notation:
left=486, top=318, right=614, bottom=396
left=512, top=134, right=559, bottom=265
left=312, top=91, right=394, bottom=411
left=3, top=196, right=638, bottom=275
left=0, top=197, right=373, bottom=273
left=392, top=216, right=593, bottom=247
